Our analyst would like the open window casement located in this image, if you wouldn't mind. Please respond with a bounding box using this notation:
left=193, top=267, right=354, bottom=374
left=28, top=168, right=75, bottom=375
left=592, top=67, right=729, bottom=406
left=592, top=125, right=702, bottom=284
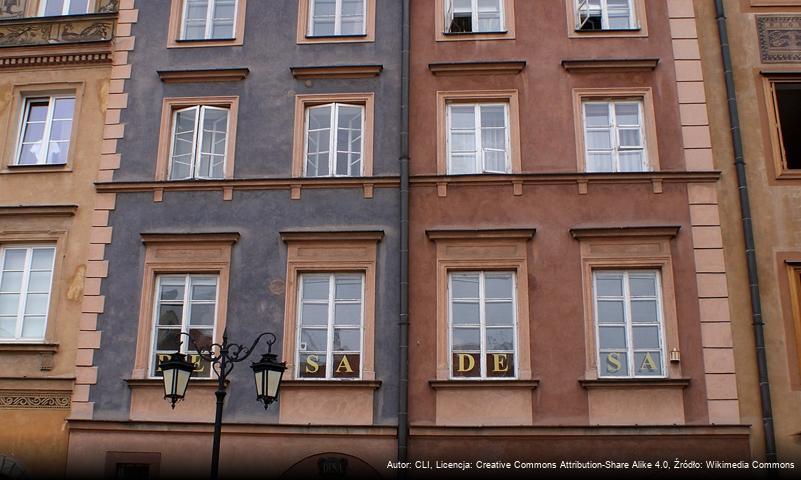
left=576, top=0, right=592, bottom=29
left=168, top=105, right=229, bottom=181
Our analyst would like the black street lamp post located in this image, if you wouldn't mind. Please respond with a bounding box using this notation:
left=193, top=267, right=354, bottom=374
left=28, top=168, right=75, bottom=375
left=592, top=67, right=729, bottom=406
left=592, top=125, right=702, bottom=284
left=159, top=330, right=286, bottom=480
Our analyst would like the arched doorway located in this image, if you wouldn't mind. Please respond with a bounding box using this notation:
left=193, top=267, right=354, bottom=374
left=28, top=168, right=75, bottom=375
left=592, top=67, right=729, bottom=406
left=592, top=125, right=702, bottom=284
left=281, top=453, right=381, bottom=480
left=0, top=455, right=27, bottom=480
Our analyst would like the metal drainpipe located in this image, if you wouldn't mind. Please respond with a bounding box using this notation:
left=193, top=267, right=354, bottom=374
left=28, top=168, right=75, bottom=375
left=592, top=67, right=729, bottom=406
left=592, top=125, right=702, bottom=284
left=714, top=0, right=777, bottom=462
left=398, top=0, right=411, bottom=475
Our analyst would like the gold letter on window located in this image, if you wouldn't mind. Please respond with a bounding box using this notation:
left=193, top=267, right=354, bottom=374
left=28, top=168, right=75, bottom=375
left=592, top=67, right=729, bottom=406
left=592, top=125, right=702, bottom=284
left=305, top=354, right=320, bottom=374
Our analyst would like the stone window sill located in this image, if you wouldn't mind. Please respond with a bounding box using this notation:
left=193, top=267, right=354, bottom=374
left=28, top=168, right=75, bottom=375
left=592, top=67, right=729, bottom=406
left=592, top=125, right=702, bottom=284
left=429, top=379, right=539, bottom=389
left=281, top=380, right=381, bottom=390
left=579, top=378, right=691, bottom=389
left=0, top=343, right=59, bottom=354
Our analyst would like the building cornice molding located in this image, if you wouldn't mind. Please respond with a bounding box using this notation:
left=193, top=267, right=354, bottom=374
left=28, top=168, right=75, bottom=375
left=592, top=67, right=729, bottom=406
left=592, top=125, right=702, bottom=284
left=140, top=233, right=241, bottom=245
left=561, top=58, right=659, bottom=73
left=280, top=231, right=384, bottom=243
left=290, top=64, right=383, bottom=79
left=428, top=60, right=527, bottom=76
left=0, top=205, right=78, bottom=217
left=570, top=226, right=681, bottom=240
left=426, top=228, right=536, bottom=241
left=158, top=67, right=250, bottom=83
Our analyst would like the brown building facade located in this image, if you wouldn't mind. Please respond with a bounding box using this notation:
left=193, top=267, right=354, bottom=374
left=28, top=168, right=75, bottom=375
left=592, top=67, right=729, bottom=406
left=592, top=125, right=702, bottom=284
left=0, top=0, right=117, bottom=477
left=697, top=0, right=801, bottom=462
left=406, top=0, right=750, bottom=462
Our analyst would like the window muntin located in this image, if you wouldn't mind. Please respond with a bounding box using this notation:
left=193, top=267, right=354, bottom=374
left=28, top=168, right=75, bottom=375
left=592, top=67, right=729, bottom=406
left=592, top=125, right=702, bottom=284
left=15, top=96, right=75, bottom=166
left=774, top=82, right=801, bottom=170
left=150, top=275, right=218, bottom=378
left=304, top=103, right=364, bottom=177
left=309, top=0, right=367, bottom=36
left=181, top=0, right=238, bottom=40
left=449, top=272, right=517, bottom=379
left=445, top=0, right=504, bottom=33
left=576, top=0, right=636, bottom=31
left=168, top=105, right=229, bottom=180
left=39, top=0, right=92, bottom=16
left=583, top=100, right=647, bottom=173
left=0, top=246, right=56, bottom=342
left=296, top=273, right=364, bottom=380
left=447, top=103, right=510, bottom=175
left=593, top=270, right=665, bottom=378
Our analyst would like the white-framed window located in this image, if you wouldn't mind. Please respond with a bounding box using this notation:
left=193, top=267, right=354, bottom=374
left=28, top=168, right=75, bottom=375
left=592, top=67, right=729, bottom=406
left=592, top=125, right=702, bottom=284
left=449, top=271, right=517, bottom=379
left=445, top=0, right=504, bottom=33
left=15, top=96, right=75, bottom=166
left=181, top=0, right=238, bottom=40
left=150, top=275, right=218, bottom=378
left=593, top=270, right=665, bottom=378
left=39, top=0, right=92, bottom=16
left=0, top=246, right=56, bottom=342
left=296, top=273, right=364, bottom=380
left=309, top=0, right=367, bottom=36
left=583, top=100, right=647, bottom=173
left=169, top=105, right=229, bottom=180
left=447, top=103, right=510, bottom=175
left=304, top=103, right=364, bottom=177
left=576, top=0, right=637, bottom=31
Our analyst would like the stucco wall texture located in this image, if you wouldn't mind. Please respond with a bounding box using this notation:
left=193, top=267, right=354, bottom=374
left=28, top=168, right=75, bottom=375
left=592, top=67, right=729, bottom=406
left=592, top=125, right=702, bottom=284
left=89, top=0, right=402, bottom=425
left=697, top=0, right=801, bottom=462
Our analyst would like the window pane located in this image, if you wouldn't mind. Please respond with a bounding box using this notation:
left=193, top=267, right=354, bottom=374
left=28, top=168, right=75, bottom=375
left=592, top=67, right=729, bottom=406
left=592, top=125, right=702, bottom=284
left=43, top=0, right=65, bottom=16
left=46, top=142, right=69, bottom=165
left=608, top=11, right=631, bottom=29
left=52, top=97, right=74, bottom=120
left=170, top=108, right=198, bottom=180
left=631, top=300, right=658, bottom=323
left=451, top=274, right=479, bottom=299
left=21, top=316, right=45, bottom=338
left=3, top=250, right=26, bottom=271
left=342, top=0, right=364, bottom=16
left=191, top=282, right=217, bottom=301
left=596, top=275, right=623, bottom=297
left=336, top=105, right=363, bottom=176
left=184, top=0, right=210, bottom=39
left=618, top=129, right=641, bottom=148
left=49, top=120, right=73, bottom=142
left=584, top=104, right=610, bottom=127
left=27, top=271, right=52, bottom=293
left=0, top=317, right=15, bottom=337
left=31, top=248, right=55, bottom=270
left=301, top=304, right=328, bottom=326
left=630, top=274, right=657, bottom=297
left=451, top=131, right=476, bottom=153
left=159, top=281, right=185, bottom=301
left=485, top=273, right=513, bottom=299
left=450, top=106, right=475, bottom=129
left=587, top=153, right=613, bottom=172
left=302, top=276, right=329, bottom=301
left=586, top=130, right=612, bottom=150
left=298, top=353, right=327, bottom=378
left=449, top=154, right=477, bottom=174
left=334, top=303, right=361, bottom=326
left=188, top=328, right=213, bottom=350
left=615, top=103, right=639, bottom=125
left=0, top=272, right=22, bottom=293
left=335, top=275, right=362, bottom=300
left=452, top=328, right=480, bottom=351
left=599, top=326, right=626, bottom=349
left=158, top=304, right=183, bottom=326
left=24, top=293, right=49, bottom=315
left=597, top=300, right=624, bottom=323
left=775, top=83, right=801, bottom=169
left=633, top=326, right=660, bottom=349
left=333, top=328, right=360, bottom=351
left=300, top=328, right=327, bottom=351
left=199, top=108, right=228, bottom=179
left=17, top=145, right=42, bottom=166
left=486, top=327, right=514, bottom=351
left=306, top=106, right=332, bottom=176
left=340, top=17, right=364, bottom=36
left=156, top=328, right=181, bottom=350
left=619, top=151, right=645, bottom=172
left=189, top=304, right=215, bottom=326
left=23, top=122, right=45, bottom=143
left=635, top=352, right=663, bottom=376
left=599, top=351, right=628, bottom=376
left=452, top=302, right=479, bottom=325
left=485, top=302, right=513, bottom=326
left=0, top=294, right=19, bottom=315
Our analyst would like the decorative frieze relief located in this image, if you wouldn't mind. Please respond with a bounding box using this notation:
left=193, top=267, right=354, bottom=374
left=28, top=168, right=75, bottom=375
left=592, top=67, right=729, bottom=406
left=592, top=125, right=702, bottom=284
left=758, top=16, right=801, bottom=63
left=0, top=391, right=71, bottom=409
left=0, top=14, right=115, bottom=47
